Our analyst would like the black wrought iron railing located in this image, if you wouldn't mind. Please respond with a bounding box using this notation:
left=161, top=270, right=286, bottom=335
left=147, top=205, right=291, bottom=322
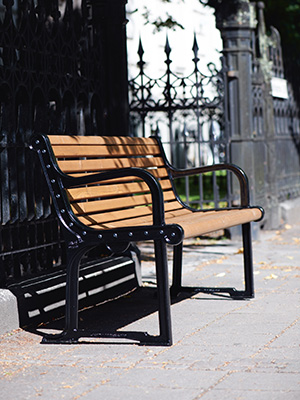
left=128, top=35, right=232, bottom=210
left=253, top=3, right=300, bottom=204
left=0, top=0, right=128, bottom=286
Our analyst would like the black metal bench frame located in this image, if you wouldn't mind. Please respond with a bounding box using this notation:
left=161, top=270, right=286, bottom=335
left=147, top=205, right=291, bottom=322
left=31, top=134, right=263, bottom=346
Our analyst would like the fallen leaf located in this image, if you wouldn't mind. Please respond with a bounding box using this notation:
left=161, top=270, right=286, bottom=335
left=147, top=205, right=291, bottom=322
left=215, top=272, right=226, bottom=277
left=235, top=248, right=244, bottom=254
left=264, top=274, right=278, bottom=280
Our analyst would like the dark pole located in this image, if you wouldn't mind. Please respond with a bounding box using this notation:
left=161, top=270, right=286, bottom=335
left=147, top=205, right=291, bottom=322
left=92, top=0, right=129, bottom=136
left=211, top=0, right=279, bottom=229
left=215, top=0, right=255, bottom=188
left=209, top=0, right=266, bottom=236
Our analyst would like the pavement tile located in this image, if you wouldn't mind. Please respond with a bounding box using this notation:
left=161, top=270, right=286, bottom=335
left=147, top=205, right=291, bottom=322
left=81, top=385, right=200, bottom=400
left=143, top=343, right=257, bottom=370
left=106, top=366, right=226, bottom=390
left=215, top=371, right=300, bottom=391
left=198, top=388, right=300, bottom=400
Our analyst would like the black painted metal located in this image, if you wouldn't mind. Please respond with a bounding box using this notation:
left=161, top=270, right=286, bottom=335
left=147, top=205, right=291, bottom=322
left=128, top=35, right=231, bottom=210
left=31, top=134, right=184, bottom=345
left=0, top=0, right=128, bottom=285
left=162, top=143, right=262, bottom=299
left=170, top=222, right=255, bottom=299
left=30, top=133, right=263, bottom=344
left=8, top=255, right=137, bottom=327
left=251, top=2, right=300, bottom=228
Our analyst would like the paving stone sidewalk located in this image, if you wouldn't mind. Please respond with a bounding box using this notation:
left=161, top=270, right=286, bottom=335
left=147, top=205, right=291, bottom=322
left=0, top=224, right=299, bottom=399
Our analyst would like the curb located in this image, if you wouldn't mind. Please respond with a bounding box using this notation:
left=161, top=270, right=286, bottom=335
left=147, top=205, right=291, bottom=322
left=0, top=289, right=19, bottom=335
left=280, top=197, right=300, bottom=225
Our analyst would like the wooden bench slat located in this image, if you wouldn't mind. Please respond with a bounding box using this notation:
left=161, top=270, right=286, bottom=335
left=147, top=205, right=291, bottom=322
left=67, top=167, right=170, bottom=182
left=168, top=208, right=263, bottom=238
left=52, top=144, right=161, bottom=158
left=71, top=191, right=178, bottom=215
left=77, top=206, right=154, bottom=226
left=75, top=200, right=189, bottom=225
left=49, top=135, right=158, bottom=146
left=57, top=157, right=165, bottom=173
left=83, top=208, right=262, bottom=236
left=79, top=208, right=192, bottom=228
left=67, top=179, right=173, bottom=201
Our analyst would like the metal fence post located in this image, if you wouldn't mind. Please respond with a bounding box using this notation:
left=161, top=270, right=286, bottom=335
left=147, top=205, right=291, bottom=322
left=254, top=2, right=279, bottom=228
left=215, top=1, right=256, bottom=193
left=93, top=0, right=129, bottom=136
left=213, top=0, right=265, bottom=234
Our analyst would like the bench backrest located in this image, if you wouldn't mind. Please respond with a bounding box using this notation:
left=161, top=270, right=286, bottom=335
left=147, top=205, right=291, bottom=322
left=48, top=135, right=178, bottom=228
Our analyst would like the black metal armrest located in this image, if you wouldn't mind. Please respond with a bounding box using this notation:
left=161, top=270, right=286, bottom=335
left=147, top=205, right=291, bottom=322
left=168, top=163, right=250, bottom=207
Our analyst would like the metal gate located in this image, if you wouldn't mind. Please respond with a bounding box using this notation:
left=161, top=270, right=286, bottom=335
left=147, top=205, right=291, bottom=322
left=128, top=35, right=233, bottom=210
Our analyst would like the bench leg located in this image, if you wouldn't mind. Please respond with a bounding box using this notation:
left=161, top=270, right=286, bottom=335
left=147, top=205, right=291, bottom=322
left=42, top=247, right=86, bottom=344
left=242, top=222, right=254, bottom=298
left=154, top=239, right=173, bottom=346
left=170, top=242, right=183, bottom=297
left=170, top=223, right=255, bottom=300
left=64, top=249, right=84, bottom=336
left=42, top=242, right=173, bottom=346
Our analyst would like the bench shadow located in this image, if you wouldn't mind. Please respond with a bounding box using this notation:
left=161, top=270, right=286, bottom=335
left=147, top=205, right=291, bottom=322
left=22, top=286, right=235, bottom=345
left=21, top=287, right=194, bottom=345
left=10, top=250, right=236, bottom=346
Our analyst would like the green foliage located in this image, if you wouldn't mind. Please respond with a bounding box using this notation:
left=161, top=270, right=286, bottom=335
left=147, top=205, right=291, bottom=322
left=148, top=15, right=184, bottom=32
left=174, top=171, right=228, bottom=209
left=140, top=0, right=185, bottom=33
left=263, top=0, right=300, bottom=57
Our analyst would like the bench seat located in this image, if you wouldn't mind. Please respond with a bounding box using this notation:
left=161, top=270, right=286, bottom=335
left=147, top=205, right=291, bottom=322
left=76, top=207, right=261, bottom=237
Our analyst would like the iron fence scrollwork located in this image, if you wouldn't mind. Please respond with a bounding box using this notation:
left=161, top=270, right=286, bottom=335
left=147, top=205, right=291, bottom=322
left=0, top=0, right=128, bottom=285
left=128, top=34, right=232, bottom=210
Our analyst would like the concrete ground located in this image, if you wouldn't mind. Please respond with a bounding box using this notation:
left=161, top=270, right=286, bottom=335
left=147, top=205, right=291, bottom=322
left=0, top=223, right=299, bottom=399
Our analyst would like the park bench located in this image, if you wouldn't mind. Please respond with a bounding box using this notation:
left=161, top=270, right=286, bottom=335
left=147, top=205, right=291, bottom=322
left=31, top=134, right=263, bottom=346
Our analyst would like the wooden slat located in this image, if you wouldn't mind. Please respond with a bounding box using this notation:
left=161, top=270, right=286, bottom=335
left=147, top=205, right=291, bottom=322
left=57, top=157, right=165, bottom=173
left=67, top=179, right=173, bottom=201
left=67, top=167, right=170, bottom=182
left=78, top=204, right=192, bottom=226
left=84, top=208, right=262, bottom=233
left=70, top=191, right=177, bottom=215
left=78, top=208, right=192, bottom=228
left=77, top=205, right=154, bottom=226
left=166, top=208, right=263, bottom=238
left=49, top=135, right=158, bottom=146
left=52, top=144, right=161, bottom=158
left=73, top=199, right=187, bottom=224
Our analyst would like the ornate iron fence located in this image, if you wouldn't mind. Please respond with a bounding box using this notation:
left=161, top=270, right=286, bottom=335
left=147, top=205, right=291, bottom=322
left=0, top=0, right=128, bottom=286
left=128, top=35, right=232, bottom=210
left=252, top=2, right=300, bottom=221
